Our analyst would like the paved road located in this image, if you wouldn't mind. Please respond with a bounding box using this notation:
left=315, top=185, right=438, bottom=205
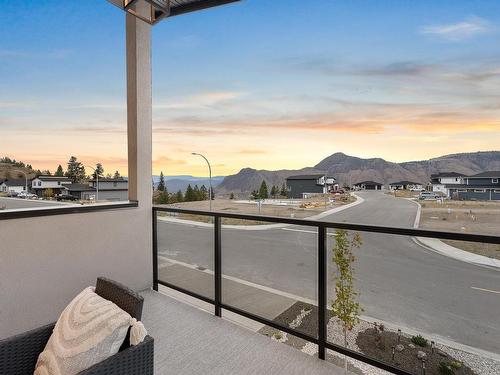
left=0, top=197, right=68, bottom=210
left=157, top=192, right=500, bottom=355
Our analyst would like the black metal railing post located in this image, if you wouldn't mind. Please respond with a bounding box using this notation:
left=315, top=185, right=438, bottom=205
left=152, top=208, right=158, bottom=291
left=214, top=215, right=222, bottom=317
left=318, top=224, right=327, bottom=360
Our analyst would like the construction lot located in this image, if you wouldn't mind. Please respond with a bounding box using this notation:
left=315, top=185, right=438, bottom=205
left=158, top=193, right=355, bottom=225
left=419, top=200, right=500, bottom=259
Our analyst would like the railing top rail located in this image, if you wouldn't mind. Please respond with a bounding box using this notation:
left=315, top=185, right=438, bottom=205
left=153, top=206, right=500, bottom=245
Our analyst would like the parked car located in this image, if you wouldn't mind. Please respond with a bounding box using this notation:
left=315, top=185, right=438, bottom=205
left=419, top=191, right=440, bottom=200
left=55, top=194, right=79, bottom=201
left=7, top=191, right=19, bottom=197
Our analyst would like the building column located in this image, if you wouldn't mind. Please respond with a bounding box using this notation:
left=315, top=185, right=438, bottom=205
left=126, top=10, right=152, bottom=207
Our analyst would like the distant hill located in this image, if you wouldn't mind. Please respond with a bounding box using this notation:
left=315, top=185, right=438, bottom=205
left=0, top=163, right=36, bottom=181
left=217, top=151, right=500, bottom=194
left=153, top=175, right=225, bottom=192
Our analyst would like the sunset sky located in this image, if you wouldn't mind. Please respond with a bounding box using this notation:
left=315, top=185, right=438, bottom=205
left=1, top=0, right=500, bottom=176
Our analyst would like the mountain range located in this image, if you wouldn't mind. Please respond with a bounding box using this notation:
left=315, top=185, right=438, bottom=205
left=217, top=151, right=500, bottom=194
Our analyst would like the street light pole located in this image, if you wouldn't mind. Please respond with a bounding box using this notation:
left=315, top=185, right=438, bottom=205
left=191, top=152, right=213, bottom=211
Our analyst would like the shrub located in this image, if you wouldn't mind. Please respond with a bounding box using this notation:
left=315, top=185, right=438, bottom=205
left=411, top=335, right=428, bottom=347
left=438, top=362, right=455, bottom=375
left=273, top=332, right=282, bottom=340
left=450, top=361, right=462, bottom=370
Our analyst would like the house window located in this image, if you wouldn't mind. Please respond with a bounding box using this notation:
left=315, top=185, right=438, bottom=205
left=38, top=182, right=42, bottom=186
left=58, top=181, right=61, bottom=185
left=493, top=179, right=499, bottom=183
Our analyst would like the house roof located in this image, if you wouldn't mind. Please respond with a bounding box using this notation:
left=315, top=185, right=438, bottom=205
left=89, top=177, right=128, bottom=183
left=430, top=172, right=465, bottom=178
left=2, top=179, right=26, bottom=186
left=468, top=171, right=500, bottom=178
left=286, top=174, right=325, bottom=180
left=66, top=183, right=95, bottom=192
left=354, top=181, right=383, bottom=186
left=389, top=181, right=421, bottom=186
left=34, top=175, right=71, bottom=182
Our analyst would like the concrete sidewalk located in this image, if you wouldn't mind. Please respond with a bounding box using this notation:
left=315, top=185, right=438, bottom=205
left=415, top=237, right=500, bottom=269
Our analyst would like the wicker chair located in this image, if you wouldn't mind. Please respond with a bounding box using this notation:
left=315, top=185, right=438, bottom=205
left=0, top=277, right=154, bottom=375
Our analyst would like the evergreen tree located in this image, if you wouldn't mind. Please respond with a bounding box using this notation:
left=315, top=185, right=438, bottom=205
left=158, top=190, right=169, bottom=204
left=42, top=169, right=52, bottom=175
left=259, top=181, right=269, bottom=199
left=199, top=185, right=208, bottom=200
left=93, top=163, right=104, bottom=179
left=270, top=185, right=277, bottom=198
left=193, top=185, right=201, bottom=201
left=113, top=170, right=121, bottom=179
left=210, top=186, right=215, bottom=200
left=280, top=183, right=287, bottom=197
left=185, top=184, right=195, bottom=201
left=65, top=156, right=86, bottom=182
left=250, top=190, right=259, bottom=200
left=158, top=171, right=166, bottom=192
left=229, top=192, right=235, bottom=200
left=55, top=165, right=64, bottom=177
left=176, top=190, right=184, bottom=202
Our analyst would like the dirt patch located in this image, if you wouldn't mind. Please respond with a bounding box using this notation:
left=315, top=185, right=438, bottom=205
left=386, top=190, right=421, bottom=199
left=158, top=195, right=355, bottom=225
left=357, top=328, right=475, bottom=375
left=419, top=205, right=500, bottom=259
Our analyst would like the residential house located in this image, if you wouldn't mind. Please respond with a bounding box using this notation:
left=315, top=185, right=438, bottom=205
left=65, top=183, right=96, bottom=200
left=389, top=181, right=424, bottom=191
left=447, top=171, right=500, bottom=201
left=31, top=175, right=72, bottom=197
left=0, top=178, right=27, bottom=194
left=430, top=172, right=465, bottom=196
left=88, top=177, right=129, bottom=201
left=353, top=181, right=383, bottom=190
left=286, top=174, right=338, bottom=199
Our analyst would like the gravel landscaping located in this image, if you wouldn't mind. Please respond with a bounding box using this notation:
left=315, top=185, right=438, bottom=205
left=259, top=301, right=500, bottom=375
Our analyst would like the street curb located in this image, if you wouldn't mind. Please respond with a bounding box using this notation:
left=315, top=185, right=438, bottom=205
left=408, top=198, right=500, bottom=270
left=158, top=193, right=365, bottom=231
left=414, top=236, right=500, bottom=270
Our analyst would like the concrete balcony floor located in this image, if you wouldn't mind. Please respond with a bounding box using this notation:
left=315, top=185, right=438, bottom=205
left=141, top=289, right=347, bottom=374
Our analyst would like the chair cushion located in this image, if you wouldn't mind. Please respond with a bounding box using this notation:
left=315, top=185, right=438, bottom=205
left=34, top=287, right=133, bottom=375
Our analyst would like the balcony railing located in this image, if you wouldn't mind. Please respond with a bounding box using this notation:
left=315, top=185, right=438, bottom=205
left=152, top=206, right=500, bottom=375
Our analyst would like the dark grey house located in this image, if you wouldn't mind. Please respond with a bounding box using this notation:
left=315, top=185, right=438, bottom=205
left=353, top=181, right=383, bottom=190
left=65, top=183, right=96, bottom=200
left=447, top=171, right=500, bottom=201
left=285, top=174, right=337, bottom=199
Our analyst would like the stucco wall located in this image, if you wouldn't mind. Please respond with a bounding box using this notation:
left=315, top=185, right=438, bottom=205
left=0, top=205, right=152, bottom=339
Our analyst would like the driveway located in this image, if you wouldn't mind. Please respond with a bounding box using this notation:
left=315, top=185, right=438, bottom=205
left=157, top=192, right=500, bottom=355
